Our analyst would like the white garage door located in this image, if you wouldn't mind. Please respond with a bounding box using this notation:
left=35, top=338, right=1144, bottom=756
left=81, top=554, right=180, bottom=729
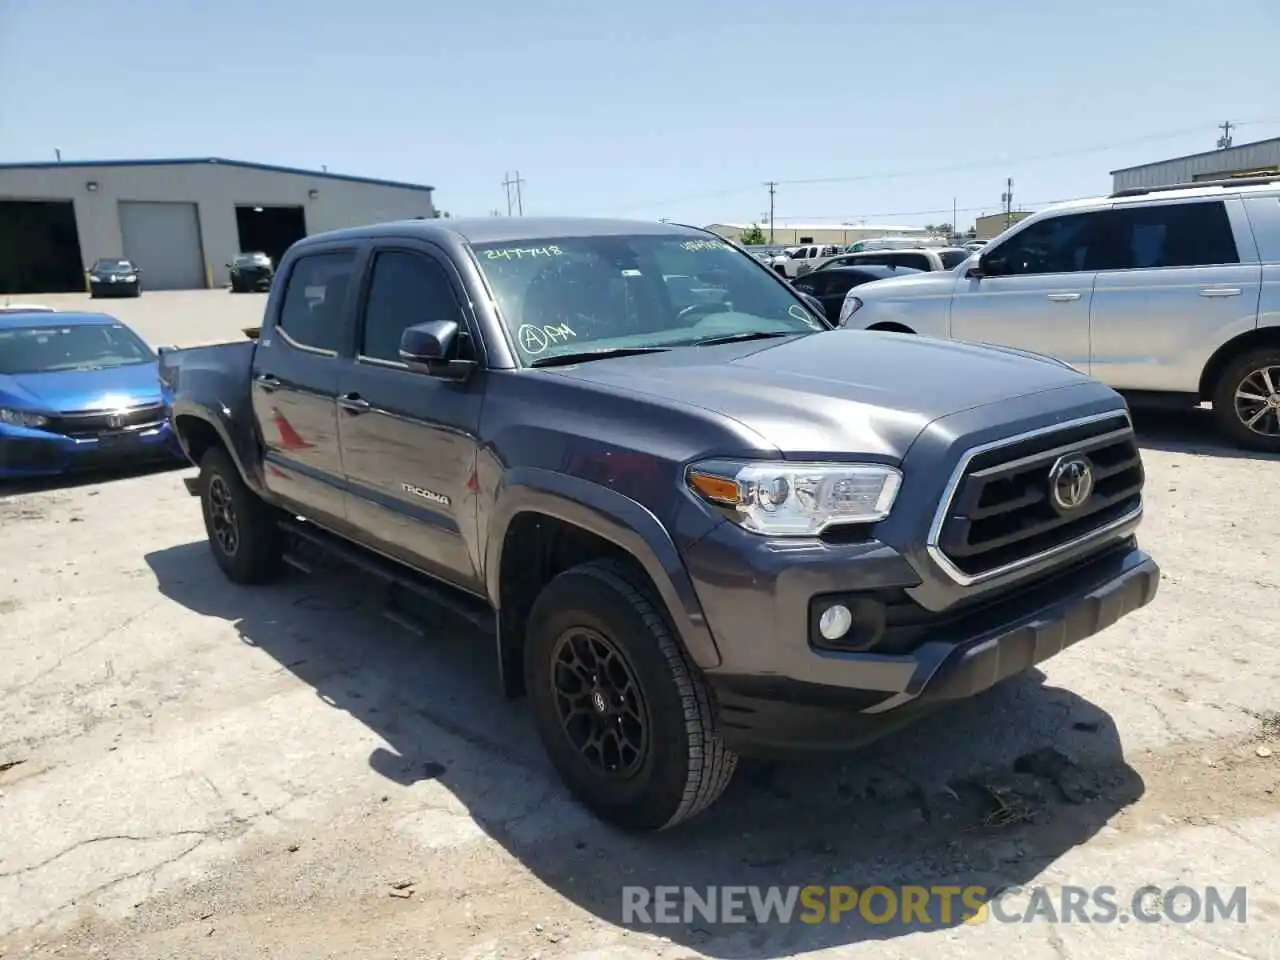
left=118, top=201, right=205, bottom=290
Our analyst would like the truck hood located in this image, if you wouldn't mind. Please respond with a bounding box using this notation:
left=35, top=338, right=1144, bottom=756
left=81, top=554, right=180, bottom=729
left=545, top=331, right=1089, bottom=460
left=0, top=361, right=162, bottom=414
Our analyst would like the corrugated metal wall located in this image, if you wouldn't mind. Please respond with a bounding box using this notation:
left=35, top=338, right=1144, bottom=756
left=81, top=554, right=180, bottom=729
left=1112, top=139, right=1280, bottom=192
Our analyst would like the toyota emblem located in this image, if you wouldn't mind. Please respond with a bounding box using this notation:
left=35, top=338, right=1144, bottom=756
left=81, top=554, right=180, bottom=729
left=1048, top=454, right=1094, bottom=512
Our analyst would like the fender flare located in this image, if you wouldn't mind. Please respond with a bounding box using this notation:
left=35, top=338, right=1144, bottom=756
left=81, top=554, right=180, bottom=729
left=485, top=467, right=722, bottom=670
left=169, top=397, right=267, bottom=496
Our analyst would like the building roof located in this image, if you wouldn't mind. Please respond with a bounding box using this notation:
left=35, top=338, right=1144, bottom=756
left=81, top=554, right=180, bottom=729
left=707, top=221, right=929, bottom=232
left=1110, top=136, right=1280, bottom=175
left=0, top=156, right=434, bottom=192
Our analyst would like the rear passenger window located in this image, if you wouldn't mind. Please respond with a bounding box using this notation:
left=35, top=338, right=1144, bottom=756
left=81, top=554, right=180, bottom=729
left=1105, top=201, right=1239, bottom=269
left=277, top=251, right=355, bottom=353
left=895, top=253, right=933, bottom=270
left=360, top=250, right=468, bottom=363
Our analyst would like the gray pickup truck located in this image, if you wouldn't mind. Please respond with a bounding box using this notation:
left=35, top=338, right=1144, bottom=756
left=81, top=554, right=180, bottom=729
left=159, top=216, right=1159, bottom=831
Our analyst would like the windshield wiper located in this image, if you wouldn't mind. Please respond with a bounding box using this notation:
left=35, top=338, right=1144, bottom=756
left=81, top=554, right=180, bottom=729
left=529, top=346, right=672, bottom=368
left=689, top=330, right=802, bottom=347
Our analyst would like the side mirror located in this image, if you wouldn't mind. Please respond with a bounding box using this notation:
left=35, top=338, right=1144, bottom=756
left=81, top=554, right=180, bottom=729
left=156, top=344, right=178, bottom=355
left=225, top=263, right=233, bottom=269
left=799, top=292, right=826, bottom=318
left=399, top=320, right=475, bottom=381
left=968, top=251, right=999, bottom=278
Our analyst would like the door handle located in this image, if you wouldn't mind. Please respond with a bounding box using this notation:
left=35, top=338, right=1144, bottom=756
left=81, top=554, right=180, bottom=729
left=254, top=373, right=281, bottom=392
left=1199, top=287, right=1242, bottom=297
left=1046, top=292, right=1081, bottom=302
left=338, top=393, right=371, bottom=414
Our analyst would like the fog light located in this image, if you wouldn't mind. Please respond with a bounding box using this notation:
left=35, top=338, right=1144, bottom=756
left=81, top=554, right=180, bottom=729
left=818, top=604, right=853, bottom=641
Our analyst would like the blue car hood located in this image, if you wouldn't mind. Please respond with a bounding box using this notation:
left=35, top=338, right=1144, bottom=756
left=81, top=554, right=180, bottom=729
left=0, top=362, right=161, bottom=413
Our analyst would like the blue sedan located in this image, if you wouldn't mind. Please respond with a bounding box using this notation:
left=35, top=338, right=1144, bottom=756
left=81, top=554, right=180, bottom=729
left=0, top=311, right=183, bottom=479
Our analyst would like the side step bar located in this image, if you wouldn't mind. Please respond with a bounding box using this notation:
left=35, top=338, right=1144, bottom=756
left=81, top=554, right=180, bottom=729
left=279, top=517, right=495, bottom=636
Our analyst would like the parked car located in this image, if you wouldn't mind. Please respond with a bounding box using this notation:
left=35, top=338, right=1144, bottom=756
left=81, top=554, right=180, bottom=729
left=792, top=265, right=921, bottom=323
left=821, top=248, right=972, bottom=273
left=839, top=174, right=1280, bottom=451
left=87, top=258, right=142, bottom=298
left=228, top=252, right=275, bottom=293
left=0, top=311, right=181, bottom=478
left=773, top=243, right=844, bottom=279
left=845, top=236, right=949, bottom=253
left=160, top=215, right=1157, bottom=831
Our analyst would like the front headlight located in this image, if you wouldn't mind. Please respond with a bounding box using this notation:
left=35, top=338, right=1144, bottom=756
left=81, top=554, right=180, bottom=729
left=0, top=407, right=50, bottom=428
left=122, top=275, right=137, bottom=282
left=686, top=460, right=902, bottom=536
left=838, top=295, right=863, bottom=326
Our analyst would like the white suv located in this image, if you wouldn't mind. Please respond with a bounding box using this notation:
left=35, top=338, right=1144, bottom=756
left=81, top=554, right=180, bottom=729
left=839, top=175, right=1280, bottom=451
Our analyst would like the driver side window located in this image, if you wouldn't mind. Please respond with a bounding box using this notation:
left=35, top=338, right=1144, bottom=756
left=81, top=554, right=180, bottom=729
left=983, top=213, right=1103, bottom=276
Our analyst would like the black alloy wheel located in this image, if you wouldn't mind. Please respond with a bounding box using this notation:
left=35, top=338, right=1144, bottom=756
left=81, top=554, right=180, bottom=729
left=549, top=626, right=650, bottom=778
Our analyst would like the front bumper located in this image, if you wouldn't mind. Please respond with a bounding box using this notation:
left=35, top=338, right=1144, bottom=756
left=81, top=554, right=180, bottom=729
left=231, top=270, right=272, bottom=290
left=0, top=420, right=183, bottom=479
left=89, top=278, right=140, bottom=297
left=692, top=533, right=1158, bottom=758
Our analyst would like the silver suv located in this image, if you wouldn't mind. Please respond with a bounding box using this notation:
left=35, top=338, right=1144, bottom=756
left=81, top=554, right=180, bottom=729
left=839, top=175, right=1280, bottom=451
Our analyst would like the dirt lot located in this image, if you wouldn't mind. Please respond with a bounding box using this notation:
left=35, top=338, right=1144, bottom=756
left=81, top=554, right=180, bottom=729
left=1, top=292, right=1278, bottom=958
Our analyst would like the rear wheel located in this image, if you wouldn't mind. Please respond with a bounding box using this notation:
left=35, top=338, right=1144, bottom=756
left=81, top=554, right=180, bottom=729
left=1211, top=347, right=1280, bottom=453
left=524, top=559, right=737, bottom=831
left=198, top=446, right=283, bottom=583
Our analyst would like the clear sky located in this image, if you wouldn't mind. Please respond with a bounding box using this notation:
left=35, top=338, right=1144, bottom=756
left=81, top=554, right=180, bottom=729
left=2, top=0, right=1277, bottom=230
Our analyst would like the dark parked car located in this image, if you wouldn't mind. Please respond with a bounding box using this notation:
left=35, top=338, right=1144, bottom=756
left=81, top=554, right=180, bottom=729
left=792, top=265, right=922, bottom=323
left=0, top=311, right=180, bottom=478
left=87, top=258, right=142, bottom=298
left=160, top=216, right=1158, bottom=831
left=228, top=252, right=275, bottom=293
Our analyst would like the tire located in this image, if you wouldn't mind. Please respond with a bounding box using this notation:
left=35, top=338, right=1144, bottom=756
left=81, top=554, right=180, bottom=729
left=198, top=446, right=283, bottom=584
left=524, top=559, right=737, bottom=831
left=1211, top=347, right=1280, bottom=453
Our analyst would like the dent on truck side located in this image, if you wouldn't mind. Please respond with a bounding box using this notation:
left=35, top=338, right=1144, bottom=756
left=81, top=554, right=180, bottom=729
left=482, top=465, right=724, bottom=670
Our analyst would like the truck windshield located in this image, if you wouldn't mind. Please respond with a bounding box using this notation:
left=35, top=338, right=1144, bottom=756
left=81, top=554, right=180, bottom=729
left=0, top=323, right=154, bottom=374
left=471, top=234, right=826, bottom=365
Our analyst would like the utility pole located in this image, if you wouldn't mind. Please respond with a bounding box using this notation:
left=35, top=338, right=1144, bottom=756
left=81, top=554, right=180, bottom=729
left=765, top=181, right=777, bottom=244
left=54, top=148, right=62, bottom=162
left=1217, top=120, right=1235, bottom=150
left=502, top=171, right=526, bottom=216
left=952, top=197, right=957, bottom=238
left=496, top=175, right=522, bottom=217
left=1002, top=177, right=1014, bottom=228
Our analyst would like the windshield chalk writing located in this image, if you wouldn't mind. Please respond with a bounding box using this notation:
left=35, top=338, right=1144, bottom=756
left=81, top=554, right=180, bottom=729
left=485, top=246, right=564, bottom=260
left=679, top=240, right=730, bottom=252
left=517, top=323, right=576, bottom=354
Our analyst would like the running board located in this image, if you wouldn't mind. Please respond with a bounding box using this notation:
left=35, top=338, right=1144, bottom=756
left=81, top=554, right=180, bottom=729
left=278, top=518, right=495, bottom=636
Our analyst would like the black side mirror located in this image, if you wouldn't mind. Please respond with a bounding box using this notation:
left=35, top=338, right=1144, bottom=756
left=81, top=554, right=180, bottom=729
left=399, top=320, right=475, bottom=381
left=968, top=251, right=998, bottom=278
left=799, top=292, right=826, bottom=319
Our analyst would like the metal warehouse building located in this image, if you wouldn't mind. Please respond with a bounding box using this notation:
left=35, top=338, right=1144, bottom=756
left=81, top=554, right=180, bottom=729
left=1111, top=136, right=1280, bottom=194
left=0, top=157, right=436, bottom=295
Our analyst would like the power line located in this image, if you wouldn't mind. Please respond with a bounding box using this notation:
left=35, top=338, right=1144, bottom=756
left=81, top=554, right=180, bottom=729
left=614, top=119, right=1280, bottom=212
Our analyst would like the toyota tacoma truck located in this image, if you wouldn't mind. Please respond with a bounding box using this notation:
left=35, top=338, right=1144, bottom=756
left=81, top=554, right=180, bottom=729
left=159, top=216, right=1159, bottom=831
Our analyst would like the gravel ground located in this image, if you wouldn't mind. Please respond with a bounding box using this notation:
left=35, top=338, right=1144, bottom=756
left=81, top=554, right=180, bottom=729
left=0, top=292, right=1277, bottom=958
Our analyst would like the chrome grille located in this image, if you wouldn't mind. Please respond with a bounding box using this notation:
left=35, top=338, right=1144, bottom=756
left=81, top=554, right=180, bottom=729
left=929, top=412, right=1144, bottom=583
left=47, top=402, right=166, bottom=438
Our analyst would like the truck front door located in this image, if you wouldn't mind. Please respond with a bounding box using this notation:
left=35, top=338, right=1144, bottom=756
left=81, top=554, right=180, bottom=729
left=335, top=244, right=486, bottom=594
left=251, top=247, right=356, bottom=528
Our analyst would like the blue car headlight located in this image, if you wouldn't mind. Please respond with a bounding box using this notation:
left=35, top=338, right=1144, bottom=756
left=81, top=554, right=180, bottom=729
left=0, top=407, right=50, bottom=428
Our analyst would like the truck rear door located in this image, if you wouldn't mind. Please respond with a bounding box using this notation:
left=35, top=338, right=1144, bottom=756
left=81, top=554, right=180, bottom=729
left=335, top=242, right=486, bottom=593
left=250, top=245, right=357, bottom=528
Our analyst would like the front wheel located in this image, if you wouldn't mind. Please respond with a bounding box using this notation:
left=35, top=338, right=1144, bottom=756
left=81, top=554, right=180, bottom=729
left=198, top=446, right=283, bottom=583
left=1211, top=347, right=1280, bottom=453
left=524, top=560, right=737, bottom=831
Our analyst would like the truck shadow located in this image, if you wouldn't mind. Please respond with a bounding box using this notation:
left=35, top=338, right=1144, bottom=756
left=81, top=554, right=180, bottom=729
left=1130, top=407, right=1280, bottom=462
left=144, top=540, right=1143, bottom=956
